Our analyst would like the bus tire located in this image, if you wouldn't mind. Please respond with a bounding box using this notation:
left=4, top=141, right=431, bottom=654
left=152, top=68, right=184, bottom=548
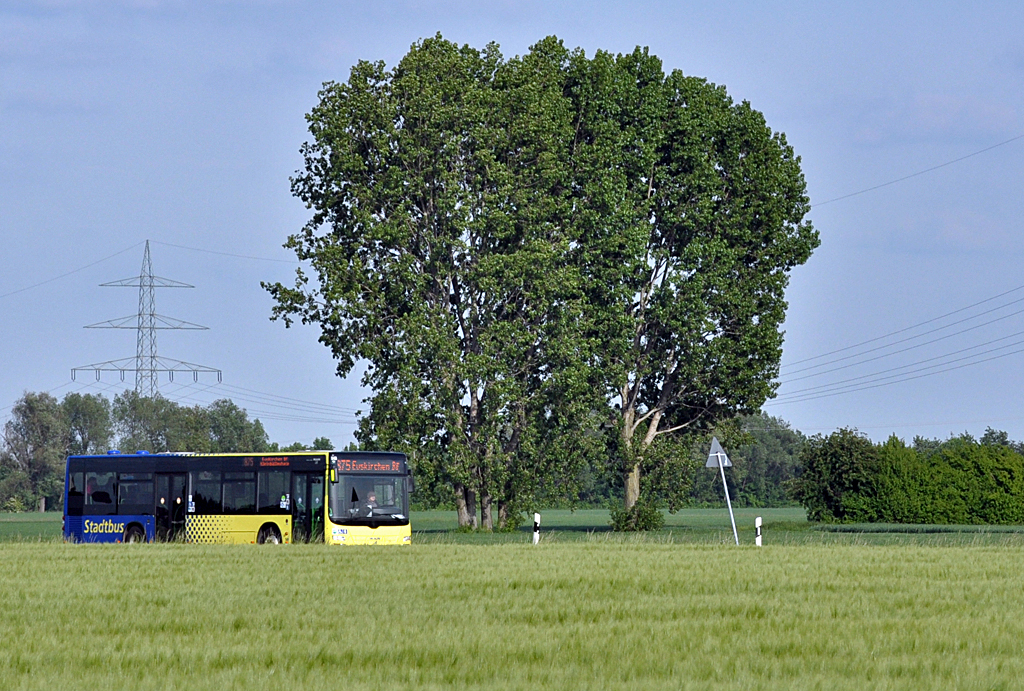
left=124, top=525, right=146, bottom=543
left=257, top=525, right=281, bottom=544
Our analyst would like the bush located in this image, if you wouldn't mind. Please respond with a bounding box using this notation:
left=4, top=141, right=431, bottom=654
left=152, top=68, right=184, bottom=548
left=787, top=428, right=878, bottom=523
left=2, top=496, right=27, bottom=513
left=791, top=431, right=1024, bottom=525
left=610, top=501, right=665, bottom=531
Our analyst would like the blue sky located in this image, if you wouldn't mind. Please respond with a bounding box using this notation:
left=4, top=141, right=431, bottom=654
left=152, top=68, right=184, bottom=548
left=2, top=1, right=1023, bottom=445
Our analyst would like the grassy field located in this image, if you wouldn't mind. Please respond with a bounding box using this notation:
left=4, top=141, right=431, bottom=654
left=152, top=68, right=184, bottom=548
left=3, top=539, right=1024, bottom=690
left=6, top=507, right=1024, bottom=546
left=3, top=510, right=1024, bottom=689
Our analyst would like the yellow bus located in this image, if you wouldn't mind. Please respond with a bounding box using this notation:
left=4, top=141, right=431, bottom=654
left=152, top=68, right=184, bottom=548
left=63, top=450, right=411, bottom=545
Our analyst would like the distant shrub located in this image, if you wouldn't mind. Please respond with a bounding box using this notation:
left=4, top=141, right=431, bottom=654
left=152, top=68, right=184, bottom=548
left=791, top=431, right=1024, bottom=525
left=610, top=500, right=665, bottom=531
left=787, top=428, right=879, bottom=523
left=2, top=496, right=27, bottom=513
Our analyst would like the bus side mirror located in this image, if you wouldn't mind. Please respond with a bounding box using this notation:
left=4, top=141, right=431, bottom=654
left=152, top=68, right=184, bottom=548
left=329, top=468, right=337, bottom=483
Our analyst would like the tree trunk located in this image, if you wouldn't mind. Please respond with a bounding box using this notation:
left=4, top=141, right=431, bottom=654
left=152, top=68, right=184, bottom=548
left=38, top=497, right=46, bottom=513
left=455, top=483, right=472, bottom=528
left=621, top=400, right=640, bottom=510
left=497, top=500, right=509, bottom=530
left=624, top=464, right=640, bottom=510
left=465, top=488, right=478, bottom=529
left=480, top=493, right=493, bottom=531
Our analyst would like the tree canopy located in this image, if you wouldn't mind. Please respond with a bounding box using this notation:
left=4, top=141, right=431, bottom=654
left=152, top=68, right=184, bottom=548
left=266, top=34, right=818, bottom=528
left=0, top=391, right=324, bottom=512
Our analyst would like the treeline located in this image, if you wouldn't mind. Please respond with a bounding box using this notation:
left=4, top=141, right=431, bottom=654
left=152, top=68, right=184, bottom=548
left=524, top=412, right=807, bottom=513
left=790, top=427, right=1024, bottom=524
left=2, top=386, right=808, bottom=515
left=0, top=391, right=333, bottom=512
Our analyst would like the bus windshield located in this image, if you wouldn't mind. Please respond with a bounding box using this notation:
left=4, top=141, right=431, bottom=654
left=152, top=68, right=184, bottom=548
left=329, top=475, right=408, bottom=525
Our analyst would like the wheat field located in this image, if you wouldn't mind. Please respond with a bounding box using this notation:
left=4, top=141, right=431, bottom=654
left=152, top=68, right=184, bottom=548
left=2, top=538, right=1024, bottom=690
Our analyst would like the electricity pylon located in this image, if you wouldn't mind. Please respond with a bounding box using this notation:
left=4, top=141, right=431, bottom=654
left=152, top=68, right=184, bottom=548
left=73, top=240, right=221, bottom=397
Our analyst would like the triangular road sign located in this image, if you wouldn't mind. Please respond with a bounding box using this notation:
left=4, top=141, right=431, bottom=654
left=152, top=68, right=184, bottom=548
left=705, top=436, right=732, bottom=468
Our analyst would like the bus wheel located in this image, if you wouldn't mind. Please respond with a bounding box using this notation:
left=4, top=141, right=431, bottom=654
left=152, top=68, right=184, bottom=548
left=124, top=525, right=146, bottom=543
left=257, top=526, right=281, bottom=544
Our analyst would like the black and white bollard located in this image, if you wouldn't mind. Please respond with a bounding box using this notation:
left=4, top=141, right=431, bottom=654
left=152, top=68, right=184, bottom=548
left=533, top=512, right=540, bottom=545
left=755, top=516, right=762, bottom=547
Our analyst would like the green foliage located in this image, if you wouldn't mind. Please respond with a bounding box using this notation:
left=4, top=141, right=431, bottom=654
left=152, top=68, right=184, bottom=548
left=787, top=428, right=879, bottom=523
left=0, top=391, right=283, bottom=510
left=113, top=393, right=271, bottom=453
left=206, top=399, right=270, bottom=453
left=609, top=499, right=666, bottom=531
left=268, top=34, right=603, bottom=529
left=268, top=34, right=816, bottom=526
left=275, top=442, right=310, bottom=452
left=0, top=392, right=67, bottom=511
left=689, top=414, right=805, bottom=508
left=572, top=50, right=819, bottom=510
left=62, top=393, right=112, bottom=455
left=1, top=496, right=27, bottom=513
left=791, top=430, right=1024, bottom=525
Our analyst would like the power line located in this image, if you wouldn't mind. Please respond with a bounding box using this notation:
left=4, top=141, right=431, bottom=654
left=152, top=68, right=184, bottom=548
left=159, top=380, right=360, bottom=421
left=150, top=240, right=299, bottom=264
left=780, top=304, right=1024, bottom=383
left=215, top=383, right=361, bottom=414
left=775, top=331, right=1024, bottom=399
left=767, top=345, right=1024, bottom=406
left=782, top=282, right=1024, bottom=369
left=812, top=132, right=1024, bottom=207
left=165, top=385, right=358, bottom=425
left=176, top=384, right=361, bottom=420
left=0, top=242, right=144, bottom=299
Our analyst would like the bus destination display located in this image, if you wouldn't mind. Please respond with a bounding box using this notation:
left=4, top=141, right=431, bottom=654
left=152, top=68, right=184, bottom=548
left=332, top=457, right=405, bottom=474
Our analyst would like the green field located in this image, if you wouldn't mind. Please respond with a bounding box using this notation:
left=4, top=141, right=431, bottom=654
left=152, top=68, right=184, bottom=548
left=6, top=507, right=1024, bottom=546
left=3, top=540, right=1024, bottom=690
left=3, top=510, right=1024, bottom=689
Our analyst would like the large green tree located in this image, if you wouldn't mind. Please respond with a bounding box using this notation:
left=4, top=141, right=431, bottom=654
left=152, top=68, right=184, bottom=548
left=567, top=49, right=818, bottom=512
left=268, top=35, right=817, bottom=526
left=62, top=393, right=113, bottom=456
left=0, top=392, right=67, bottom=510
left=266, top=36, right=600, bottom=529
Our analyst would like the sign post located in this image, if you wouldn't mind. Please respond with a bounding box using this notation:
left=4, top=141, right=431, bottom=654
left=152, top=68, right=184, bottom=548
left=706, top=437, right=739, bottom=545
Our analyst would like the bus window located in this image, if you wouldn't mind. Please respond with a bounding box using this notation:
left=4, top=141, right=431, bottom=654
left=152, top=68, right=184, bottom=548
left=118, top=473, right=154, bottom=515
left=329, top=475, right=408, bottom=524
left=84, top=471, right=116, bottom=515
left=191, top=471, right=222, bottom=514
left=258, top=470, right=290, bottom=514
left=223, top=472, right=256, bottom=514
left=66, top=472, right=85, bottom=515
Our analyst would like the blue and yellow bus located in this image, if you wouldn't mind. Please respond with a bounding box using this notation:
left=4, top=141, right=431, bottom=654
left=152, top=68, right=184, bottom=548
left=63, top=450, right=411, bottom=545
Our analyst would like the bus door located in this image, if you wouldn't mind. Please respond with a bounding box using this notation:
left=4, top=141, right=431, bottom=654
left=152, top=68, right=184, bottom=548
left=155, top=473, right=187, bottom=541
left=291, top=473, right=325, bottom=542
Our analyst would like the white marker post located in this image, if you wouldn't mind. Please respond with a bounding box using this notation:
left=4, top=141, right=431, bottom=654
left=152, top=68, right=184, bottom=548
left=706, top=437, right=739, bottom=546
left=755, top=516, right=762, bottom=547
left=533, top=512, right=540, bottom=545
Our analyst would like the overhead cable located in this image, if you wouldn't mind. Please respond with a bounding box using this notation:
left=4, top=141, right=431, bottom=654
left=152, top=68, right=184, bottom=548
left=0, top=242, right=144, bottom=299
left=780, top=305, right=1024, bottom=383
left=812, top=132, right=1024, bottom=207
left=782, top=282, right=1024, bottom=369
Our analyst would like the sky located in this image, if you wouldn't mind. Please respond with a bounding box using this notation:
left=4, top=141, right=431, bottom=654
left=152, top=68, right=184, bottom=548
left=2, top=1, right=1024, bottom=447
